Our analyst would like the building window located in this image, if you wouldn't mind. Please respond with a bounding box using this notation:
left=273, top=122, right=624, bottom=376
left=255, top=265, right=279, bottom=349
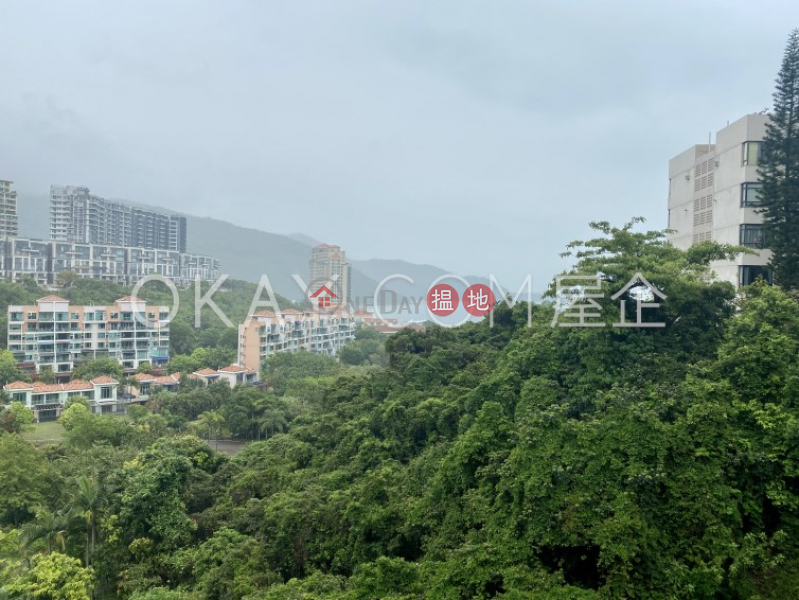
left=740, top=266, right=773, bottom=286
left=742, top=141, right=763, bottom=166
left=741, top=182, right=764, bottom=207
left=100, top=386, right=112, bottom=399
left=740, top=224, right=767, bottom=248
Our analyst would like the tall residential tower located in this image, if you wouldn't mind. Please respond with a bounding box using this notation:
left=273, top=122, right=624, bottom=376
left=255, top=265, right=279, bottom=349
left=50, top=185, right=187, bottom=252
left=0, top=180, right=19, bottom=238
left=309, top=243, right=352, bottom=307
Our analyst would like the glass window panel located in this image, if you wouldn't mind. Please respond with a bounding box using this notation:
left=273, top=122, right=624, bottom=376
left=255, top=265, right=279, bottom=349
left=743, top=141, right=763, bottom=166
left=740, top=224, right=766, bottom=248
left=742, top=183, right=764, bottom=207
left=740, top=266, right=774, bottom=286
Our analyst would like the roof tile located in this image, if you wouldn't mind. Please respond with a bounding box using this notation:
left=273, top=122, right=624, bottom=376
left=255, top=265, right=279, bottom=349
left=3, top=381, right=33, bottom=391
left=37, top=295, right=68, bottom=302
left=194, top=368, right=218, bottom=375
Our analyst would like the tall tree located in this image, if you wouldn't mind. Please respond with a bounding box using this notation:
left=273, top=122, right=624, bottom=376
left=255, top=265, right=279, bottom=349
left=19, top=507, right=70, bottom=555
left=760, top=29, right=799, bottom=288
left=197, top=410, right=225, bottom=449
left=258, top=409, right=288, bottom=440
left=0, top=435, right=50, bottom=525
left=0, top=349, right=28, bottom=386
left=68, top=476, right=106, bottom=568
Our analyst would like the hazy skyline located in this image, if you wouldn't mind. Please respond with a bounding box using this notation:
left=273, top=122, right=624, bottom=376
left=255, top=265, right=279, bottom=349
left=1, top=0, right=794, bottom=288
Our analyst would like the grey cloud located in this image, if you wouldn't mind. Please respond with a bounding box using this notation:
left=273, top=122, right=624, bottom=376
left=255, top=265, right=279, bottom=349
left=0, top=0, right=795, bottom=289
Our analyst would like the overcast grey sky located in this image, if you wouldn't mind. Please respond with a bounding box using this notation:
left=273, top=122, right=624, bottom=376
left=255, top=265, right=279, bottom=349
left=0, top=0, right=795, bottom=287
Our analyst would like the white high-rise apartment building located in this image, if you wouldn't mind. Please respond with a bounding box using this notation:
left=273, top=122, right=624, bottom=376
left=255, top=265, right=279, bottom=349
left=668, top=114, right=771, bottom=288
left=0, top=237, right=219, bottom=287
left=0, top=180, right=19, bottom=238
left=309, top=244, right=352, bottom=306
left=50, top=185, right=187, bottom=252
left=7, top=295, right=171, bottom=376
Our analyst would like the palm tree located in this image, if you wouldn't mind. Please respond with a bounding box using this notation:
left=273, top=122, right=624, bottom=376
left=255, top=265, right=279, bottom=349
left=198, top=410, right=225, bottom=449
left=259, top=409, right=287, bottom=440
left=19, top=506, right=69, bottom=554
left=68, top=475, right=106, bottom=567
left=0, top=528, right=23, bottom=563
left=252, top=396, right=270, bottom=441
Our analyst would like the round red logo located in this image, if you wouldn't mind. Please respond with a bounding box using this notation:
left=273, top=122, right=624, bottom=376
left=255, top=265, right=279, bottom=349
left=426, top=284, right=459, bottom=317
left=463, top=284, right=495, bottom=317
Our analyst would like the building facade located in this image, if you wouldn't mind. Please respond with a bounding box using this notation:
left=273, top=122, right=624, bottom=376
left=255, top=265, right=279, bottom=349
left=192, top=365, right=258, bottom=387
left=7, top=296, right=170, bottom=376
left=238, top=308, right=356, bottom=376
left=309, top=244, right=352, bottom=307
left=131, top=372, right=181, bottom=402
left=0, top=236, right=219, bottom=286
left=3, top=377, right=121, bottom=421
left=667, top=114, right=771, bottom=287
left=0, top=180, right=18, bottom=238
left=130, top=367, right=257, bottom=403
left=50, top=185, right=188, bottom=252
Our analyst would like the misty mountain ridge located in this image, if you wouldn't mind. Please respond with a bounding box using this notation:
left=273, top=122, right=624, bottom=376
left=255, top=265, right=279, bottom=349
left=15, top=191, right=509, bottom=318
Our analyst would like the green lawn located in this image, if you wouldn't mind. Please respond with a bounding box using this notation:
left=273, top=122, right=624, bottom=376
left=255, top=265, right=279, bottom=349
left=21, top=412, right=131, bottom=443
left=22, top=420, right=65, bottom=442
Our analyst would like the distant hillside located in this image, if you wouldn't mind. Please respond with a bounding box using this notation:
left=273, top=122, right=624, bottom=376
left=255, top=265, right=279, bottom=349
left=350, top=258, right=494, bottom=314
left=288, top=232, right=323, bottom=247
left=180, top=215, right=384, bottom=302
left=16, top=191, right=377, bottom=301
left=15, top=191, right=497, bottom=314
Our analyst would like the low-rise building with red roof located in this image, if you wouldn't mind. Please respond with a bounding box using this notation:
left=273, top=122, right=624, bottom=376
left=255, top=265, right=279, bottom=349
left=2, top=376, right=120, bottom=421
left=217, top=364, right=257, bottom=387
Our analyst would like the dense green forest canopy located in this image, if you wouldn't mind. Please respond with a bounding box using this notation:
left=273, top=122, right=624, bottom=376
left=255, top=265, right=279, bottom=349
left=2, top=221, right=799, bottom=597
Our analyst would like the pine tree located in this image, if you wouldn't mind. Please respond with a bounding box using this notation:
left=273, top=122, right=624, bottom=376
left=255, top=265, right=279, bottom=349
left=760, top=30, right=799, bottom=288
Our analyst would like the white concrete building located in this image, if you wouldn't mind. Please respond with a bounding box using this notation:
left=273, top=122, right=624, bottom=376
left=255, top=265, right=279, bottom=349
left=3, top=376, right=120, bottom=421
left=50, top=185, right=187, bottom=252
left=0, top=236, right=219, bottom=287
left=129, top=367, right=256, bottom=404
left=7, top=296, right=170, bottom=376
left=309, top=244, right=352, bottom=307
left=0, top=180, right=18, bottom=238
left=192, top=365, right=257, bottom=387
left=668, top=114, right=772, bottom=287
left=131, top=372, right=181, bottom=402
left=238, top=308, right=356, bottom=376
